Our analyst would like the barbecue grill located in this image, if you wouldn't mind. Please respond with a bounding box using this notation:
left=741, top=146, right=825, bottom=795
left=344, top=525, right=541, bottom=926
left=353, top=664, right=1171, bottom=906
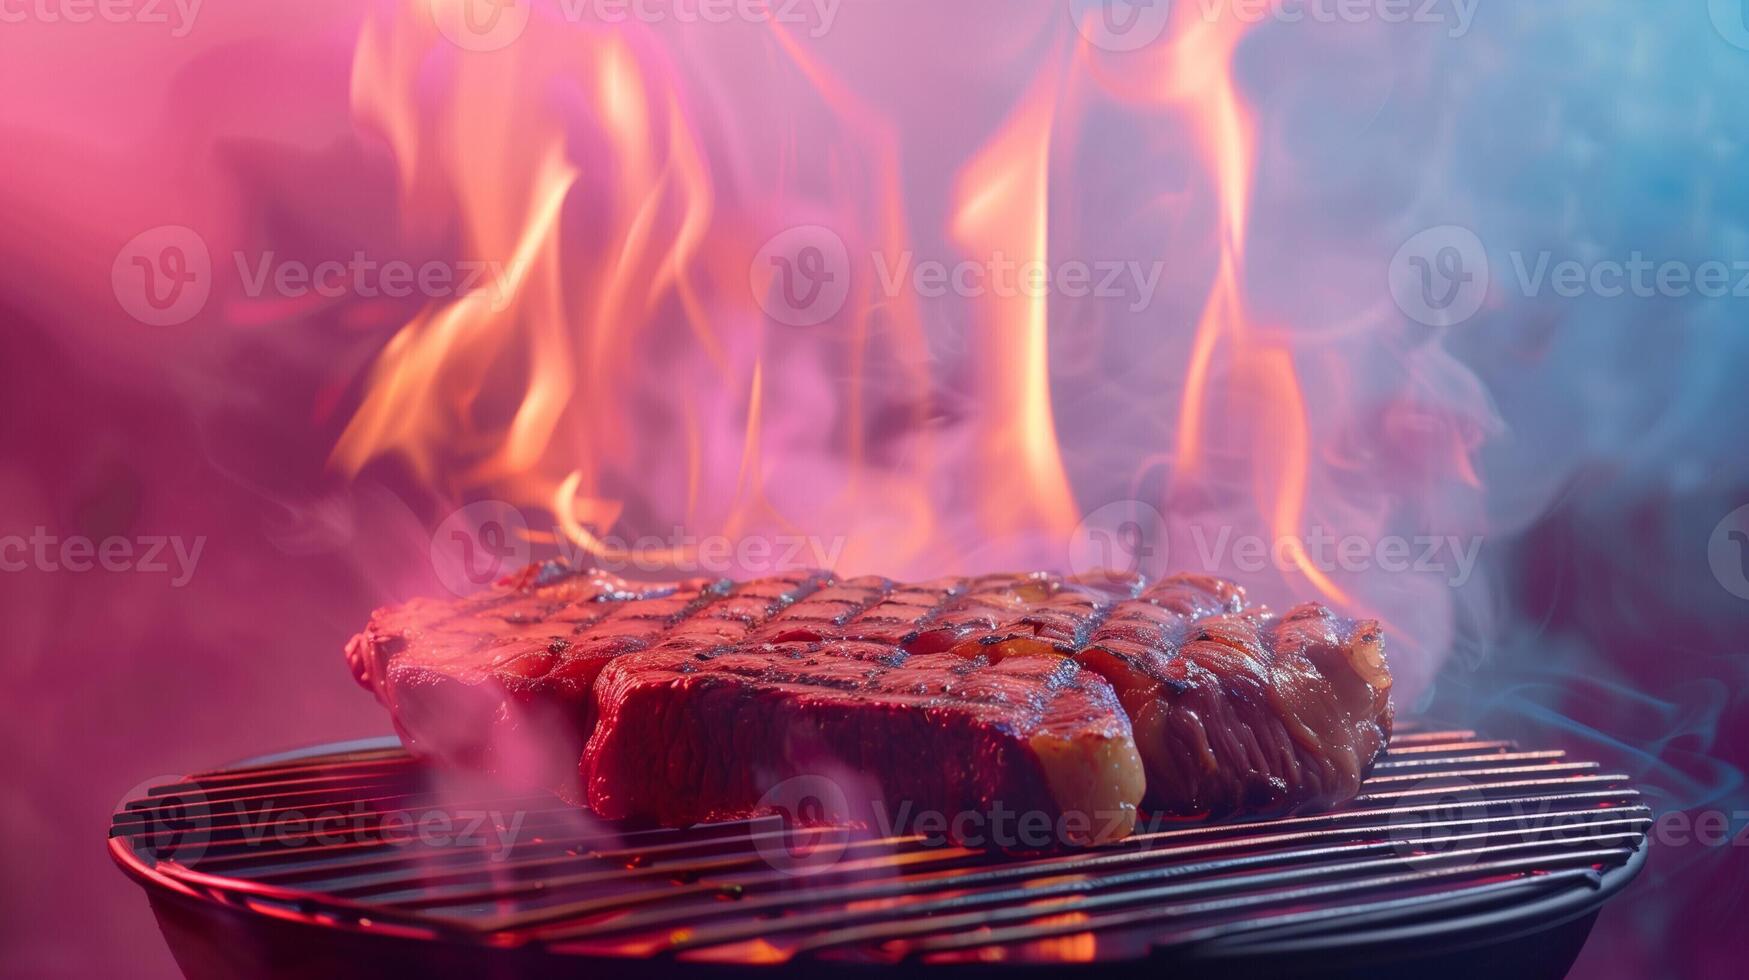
left=111, top=725, right=1648, bottom=979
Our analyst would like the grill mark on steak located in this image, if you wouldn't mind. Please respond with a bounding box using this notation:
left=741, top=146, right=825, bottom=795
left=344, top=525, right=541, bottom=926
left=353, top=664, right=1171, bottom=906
left=745, top=575, right=897, bottom=647
left=1068, top=575, right=1147, bottom=653
left=350, top=565, right=1390, bottom=841
left=857, top=570, right=1390, bottom=818
left=581, top=640, right=1143, bottom=838
left=653, top=571, right=835, bottom=661
left=827, top=577, right=900, bottom=630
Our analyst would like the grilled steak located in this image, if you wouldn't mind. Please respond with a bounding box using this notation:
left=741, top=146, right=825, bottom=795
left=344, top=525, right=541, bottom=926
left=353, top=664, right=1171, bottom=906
left=348, top=565, right=1147, bottom=842
left=348, top=563, right=1391, bottom=841
left=936, top=573, right=1394, bottom=817
left=346, top=565, right=743, bottom=803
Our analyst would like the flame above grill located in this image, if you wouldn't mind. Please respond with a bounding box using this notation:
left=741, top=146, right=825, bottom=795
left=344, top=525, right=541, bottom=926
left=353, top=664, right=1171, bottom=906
left=328, top=3, right=1492, bottom=702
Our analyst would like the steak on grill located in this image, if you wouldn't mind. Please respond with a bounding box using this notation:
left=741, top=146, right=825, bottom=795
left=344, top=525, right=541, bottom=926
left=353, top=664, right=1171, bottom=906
left=347, top=565, right=1147, bottom=842
left=937, top=573, right=1394, bottom=817
left=347, top=563, right=1392, bottom=841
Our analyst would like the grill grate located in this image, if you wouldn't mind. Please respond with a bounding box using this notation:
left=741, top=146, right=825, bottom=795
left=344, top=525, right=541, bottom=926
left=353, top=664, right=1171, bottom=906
left=110, top=727, right=1649, bottom=967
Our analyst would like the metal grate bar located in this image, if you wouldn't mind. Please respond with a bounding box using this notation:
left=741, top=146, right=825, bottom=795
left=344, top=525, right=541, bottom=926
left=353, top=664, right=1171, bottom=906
left=463, top=809, right=1647, bottom=936
left=109, top=732, right=1651, bottom=967
left=612, top=829, right=1646, bottom=954
left=899, top=861, right=1617, bottom=955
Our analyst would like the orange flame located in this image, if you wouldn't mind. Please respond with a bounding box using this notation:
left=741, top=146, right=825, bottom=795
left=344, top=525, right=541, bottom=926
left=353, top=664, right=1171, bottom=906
left=332, top=0, right=1473, bottom=649
left=339, top=5, right=729, bottom=569
left=1074, top=9, right=1357, bottom=608
left=952, top=57, right=1080, bottom=540
left=336, top=3, right=1090, bottom=578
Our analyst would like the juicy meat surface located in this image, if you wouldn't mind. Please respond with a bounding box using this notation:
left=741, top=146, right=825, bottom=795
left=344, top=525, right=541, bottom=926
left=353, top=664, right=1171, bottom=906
left=348, top=565, right=1146, bottom=841
left=935, top=573, right=1394, bottom=817
left=347, top=563, right=1392, bottom=840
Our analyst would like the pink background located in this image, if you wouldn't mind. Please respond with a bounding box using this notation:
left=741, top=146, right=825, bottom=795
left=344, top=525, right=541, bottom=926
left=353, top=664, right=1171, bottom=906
left=2, top=3, right=1746, bottom=977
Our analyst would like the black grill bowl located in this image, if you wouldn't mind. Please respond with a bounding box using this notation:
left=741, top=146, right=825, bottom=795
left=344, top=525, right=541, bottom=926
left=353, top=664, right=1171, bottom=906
left=111, top=727, right=1648, bottom=980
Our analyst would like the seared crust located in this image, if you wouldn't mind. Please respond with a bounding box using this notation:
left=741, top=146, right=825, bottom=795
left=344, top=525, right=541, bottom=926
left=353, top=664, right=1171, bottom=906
left=348, top=563, right=1391, bottom=837
left=349, top=564, right=1146, bottom=840
left=937, top=573, right=1394, bottom=817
